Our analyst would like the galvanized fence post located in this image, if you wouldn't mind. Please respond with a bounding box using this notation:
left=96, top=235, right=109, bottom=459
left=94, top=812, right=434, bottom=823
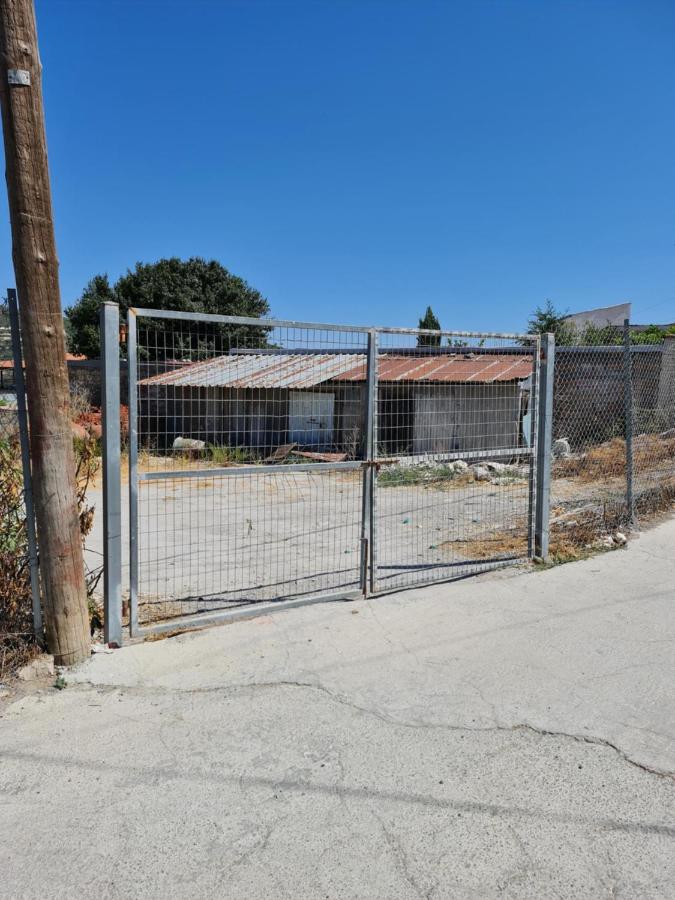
left=623, top=318, right=635, bottom=526
left=526, top=336, right=541, bottom=558
left=369, top=330, right=379, bottom=594
left=100, top=302, right=123, bottom=645
left=534, top=332, right=555, bottom=560
left=127, top=309, right=139, bottom=636
left=359, top=328, right=377, bottom=594
left=7, top=288, right=43, bottom=643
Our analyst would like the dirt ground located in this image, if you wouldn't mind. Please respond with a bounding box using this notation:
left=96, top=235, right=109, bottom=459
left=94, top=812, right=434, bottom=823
left=85, top=450, right=674, bottom=626
left=86, top=468, right=532, bottom=624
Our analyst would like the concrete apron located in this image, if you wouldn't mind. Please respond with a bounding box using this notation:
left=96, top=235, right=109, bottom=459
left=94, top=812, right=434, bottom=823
left=2, top=517, right=674, bottom=898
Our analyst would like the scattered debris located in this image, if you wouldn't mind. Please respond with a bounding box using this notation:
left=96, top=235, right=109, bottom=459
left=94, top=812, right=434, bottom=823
left=292, top=450, right=348, bottom=463
left=264, top=443, right=297, bottom=463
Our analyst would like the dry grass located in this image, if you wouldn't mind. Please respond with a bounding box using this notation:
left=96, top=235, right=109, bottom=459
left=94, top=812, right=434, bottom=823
left=439, top=533, right=527, bottom=559
left=440, top=529, right=600, bottom=566
left=0, top=438, right=36, bottom=679
left=555, top=434, right=675, bottom=482
left=437, top=505, right=622, bottom=567
left=0, top=634, right=41, bottom=682
left=634, top=479, right=675, bottom=518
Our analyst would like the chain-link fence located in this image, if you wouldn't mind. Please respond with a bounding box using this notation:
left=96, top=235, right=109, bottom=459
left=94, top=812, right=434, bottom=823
left=550, top=327, right=675, bottom=552
left=632, top=336, right=675, bottom=517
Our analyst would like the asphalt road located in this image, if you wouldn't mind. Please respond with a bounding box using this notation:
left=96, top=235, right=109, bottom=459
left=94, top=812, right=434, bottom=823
left=2, top=517, right=674, bottom=899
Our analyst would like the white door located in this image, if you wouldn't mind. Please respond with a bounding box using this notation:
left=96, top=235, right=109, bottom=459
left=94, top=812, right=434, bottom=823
left=288, top=391, right=334, bottom=447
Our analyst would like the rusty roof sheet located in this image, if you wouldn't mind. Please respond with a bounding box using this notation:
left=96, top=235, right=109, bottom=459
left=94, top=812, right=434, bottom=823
left=139, top=353, right=364, bottom=389
left=335, top=354, right=533, bottom=383
left=140, top=352, right=533, bottom=388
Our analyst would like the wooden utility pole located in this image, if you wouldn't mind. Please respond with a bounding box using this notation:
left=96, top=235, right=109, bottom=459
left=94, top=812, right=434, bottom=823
left=0, top=0, right=90, bottom=665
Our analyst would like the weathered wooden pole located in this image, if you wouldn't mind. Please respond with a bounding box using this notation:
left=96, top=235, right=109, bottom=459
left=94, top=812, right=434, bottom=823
left=0, top=0, right=90, bottom=664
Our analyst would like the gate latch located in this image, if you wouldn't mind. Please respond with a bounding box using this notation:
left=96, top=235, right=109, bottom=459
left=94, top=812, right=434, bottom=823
left=361, top=458, right=399, bottom=471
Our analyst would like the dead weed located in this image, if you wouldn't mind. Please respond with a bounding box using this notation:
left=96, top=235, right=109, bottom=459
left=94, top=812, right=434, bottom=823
left=555, top=434, right=675, bottom=482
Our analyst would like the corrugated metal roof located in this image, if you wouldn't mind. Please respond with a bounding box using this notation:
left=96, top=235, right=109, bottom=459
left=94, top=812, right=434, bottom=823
left=140, top=353, right=363, bottom=389
left=140, top=352, right=533, bottom=388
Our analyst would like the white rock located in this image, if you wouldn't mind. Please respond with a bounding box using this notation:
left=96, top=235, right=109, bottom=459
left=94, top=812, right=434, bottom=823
left=484, top=461, right=508, bottom=473
left=173, top=436, right=205, bottom=450
left=452, top=460, right=468, bottom=472
left=17, top=655, right=54, bottom=681
left=471, top=465, right=490, bottom=482
left=613, top=531, right=627, bottom=546
left=552, top=438, right=571, bottom=459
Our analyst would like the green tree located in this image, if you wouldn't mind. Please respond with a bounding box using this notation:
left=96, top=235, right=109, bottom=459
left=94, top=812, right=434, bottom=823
left=417, top=306, right=441, bottom=347
left=526, top=300, right=575, bottom=345
left=65, top=257, right=270, bottom=359
left=65, top=275, right=116, bottom=358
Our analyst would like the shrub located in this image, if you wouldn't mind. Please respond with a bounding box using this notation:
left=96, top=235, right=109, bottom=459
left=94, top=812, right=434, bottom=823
left=0, top=434, right=103, bottom=678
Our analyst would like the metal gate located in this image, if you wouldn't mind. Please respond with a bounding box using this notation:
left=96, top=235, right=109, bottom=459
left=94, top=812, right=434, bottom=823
left=100, top=308, right=547, bottom=640
left=369, top=327, right=541, bottom=593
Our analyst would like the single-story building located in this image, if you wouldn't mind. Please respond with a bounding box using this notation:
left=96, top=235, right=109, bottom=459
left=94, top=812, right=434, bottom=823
left=138, top=347, right=535, bottom=458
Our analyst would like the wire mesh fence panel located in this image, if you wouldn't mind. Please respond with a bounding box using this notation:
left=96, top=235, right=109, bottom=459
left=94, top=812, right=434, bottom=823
left=631, top=339, right=675, bottom=519
left=137, top=468, right=364, bottom=622
left=370, top=329, right=539, bottom=591
left=550, top=345, right=631, bottom=537
left=128, top=311, right=370, bottom=628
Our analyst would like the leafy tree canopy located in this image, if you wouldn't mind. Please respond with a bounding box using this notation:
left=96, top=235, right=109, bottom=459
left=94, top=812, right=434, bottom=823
left=417, top=306, right=442, bottom=347
left=65, top=258, right=270, bottom=359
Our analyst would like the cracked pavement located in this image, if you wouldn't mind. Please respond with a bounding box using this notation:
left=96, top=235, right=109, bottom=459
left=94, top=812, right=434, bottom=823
left=1, top=518, right=674, bottom=898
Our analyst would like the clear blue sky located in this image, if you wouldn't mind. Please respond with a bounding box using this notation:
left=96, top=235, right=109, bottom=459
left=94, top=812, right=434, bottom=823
left=2, top=0, right=674, bottom=332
